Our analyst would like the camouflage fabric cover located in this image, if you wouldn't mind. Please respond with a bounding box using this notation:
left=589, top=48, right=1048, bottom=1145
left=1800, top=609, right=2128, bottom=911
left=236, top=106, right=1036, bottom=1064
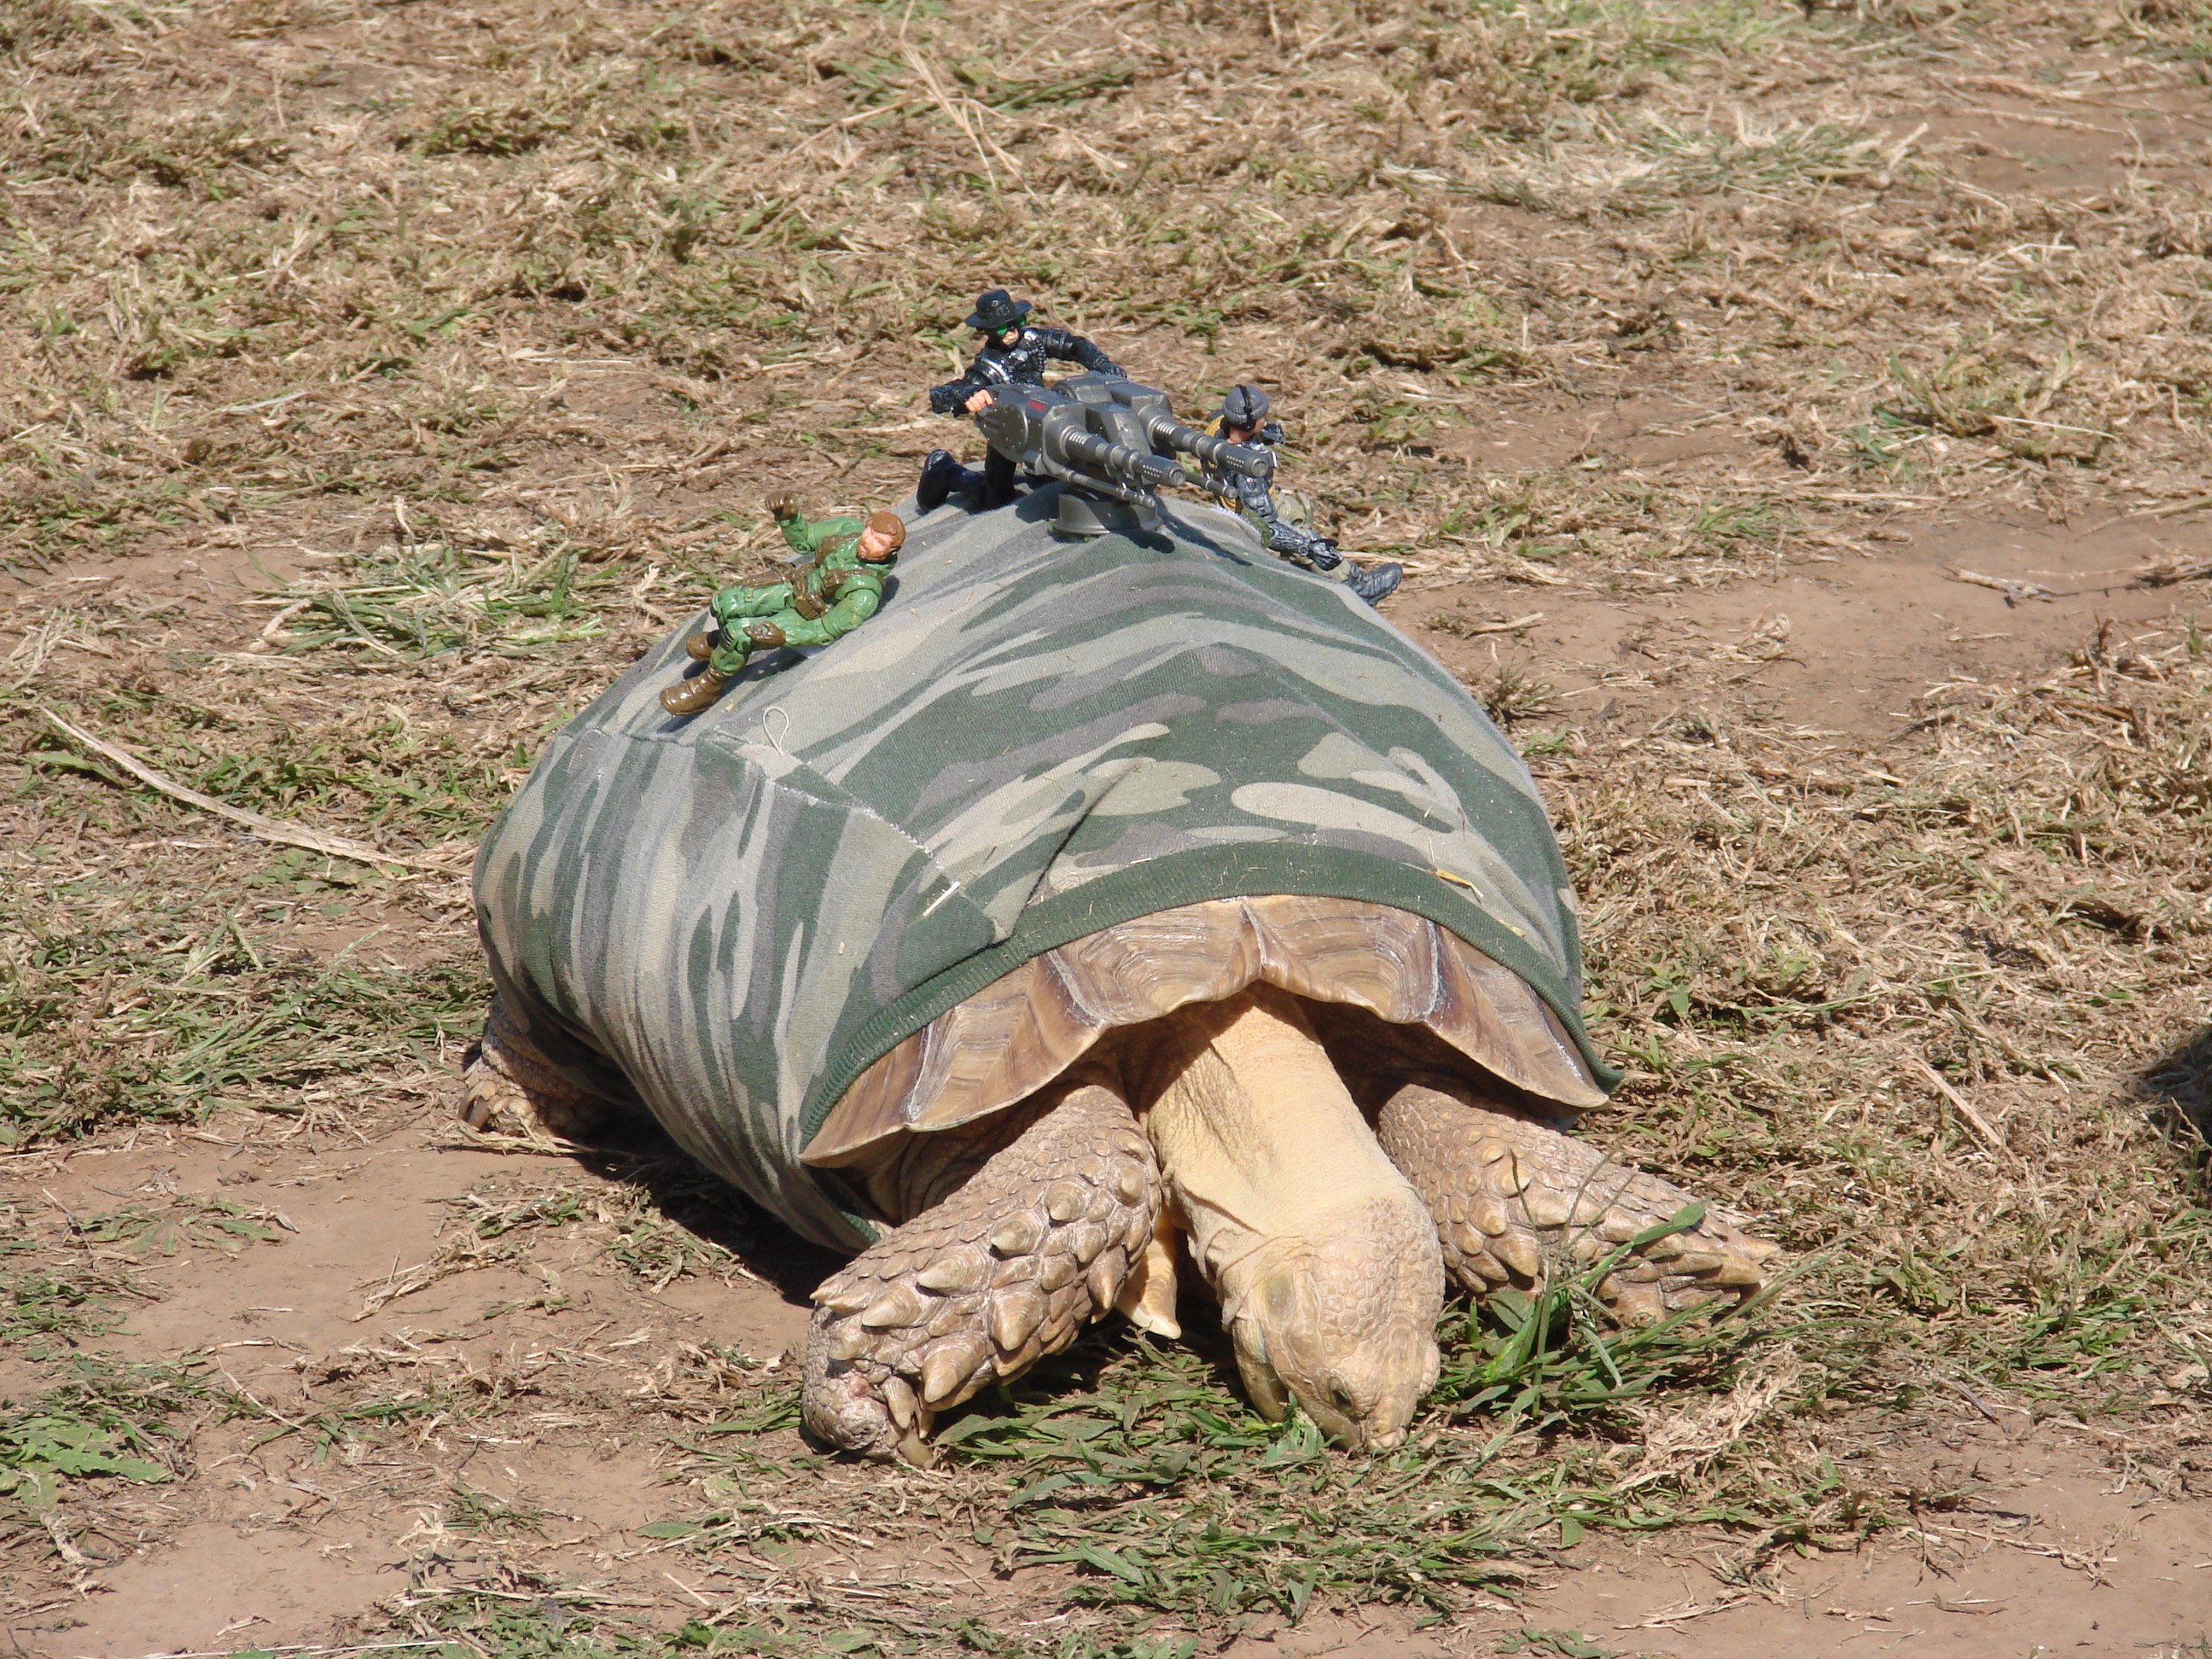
left=474, top=487, right=1613, bottom=1250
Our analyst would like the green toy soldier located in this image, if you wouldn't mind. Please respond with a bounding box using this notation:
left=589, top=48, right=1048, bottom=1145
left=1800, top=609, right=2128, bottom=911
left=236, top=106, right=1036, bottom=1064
left=661, top=498, right=905, bottom=717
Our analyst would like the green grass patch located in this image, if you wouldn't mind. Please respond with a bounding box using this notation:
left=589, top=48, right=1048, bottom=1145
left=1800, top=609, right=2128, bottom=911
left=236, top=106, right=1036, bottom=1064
left=650, top=1253, right=1792, bottom=1647
left=247, top=1386, right=469, bottom=1461
left=0, top=1358, right=217, bottom=1515
left=407, top=1597, right=872, bottom=1659
left=0, top=1269, right=130, bottom=1355
left=74, top=1192, right=289, bottom=1256
left=276, top=538, right=623, bottom=661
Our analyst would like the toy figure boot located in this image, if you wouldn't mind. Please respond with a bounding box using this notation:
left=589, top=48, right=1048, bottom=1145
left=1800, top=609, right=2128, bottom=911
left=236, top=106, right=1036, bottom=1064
left=684, top=628, right=719, bottom=661
left=1346, top=562, right=1404, bottom=607
left=917, top=451, right=977, bottom=513
left=661, top=667, right=728, bottom=717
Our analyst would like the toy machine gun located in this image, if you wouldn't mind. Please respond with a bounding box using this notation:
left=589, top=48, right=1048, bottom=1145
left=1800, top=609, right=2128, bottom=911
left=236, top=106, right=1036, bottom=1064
left=972, top=375, right=1273, bottom=537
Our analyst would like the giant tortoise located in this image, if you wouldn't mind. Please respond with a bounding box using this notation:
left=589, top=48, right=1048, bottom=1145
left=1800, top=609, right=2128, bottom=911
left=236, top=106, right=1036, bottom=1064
left=464, top=486, right=1775, bottom=1464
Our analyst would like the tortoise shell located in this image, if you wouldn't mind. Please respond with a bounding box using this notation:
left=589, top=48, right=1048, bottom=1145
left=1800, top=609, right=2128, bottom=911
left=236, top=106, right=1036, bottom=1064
left=473, top=490, right=1611, bottom=1249
left=806, top=893, right=1602, bottom=1169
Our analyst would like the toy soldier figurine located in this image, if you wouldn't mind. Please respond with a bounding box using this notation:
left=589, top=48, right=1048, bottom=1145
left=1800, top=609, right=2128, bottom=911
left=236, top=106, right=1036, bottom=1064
left=918, top=288, right=1123, bottom=512
left=1202, top=384, right=1401, bottom=607
left=661, top=498, right=905, bottom=717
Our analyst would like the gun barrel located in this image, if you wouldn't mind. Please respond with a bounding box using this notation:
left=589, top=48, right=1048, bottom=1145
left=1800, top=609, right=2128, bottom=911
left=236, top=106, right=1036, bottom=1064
left=1139, top=414, right=1266, bottom=480
left=1061, top=428, right=1183, bottom=489
left=1029, top=455, right=1155, bottom=507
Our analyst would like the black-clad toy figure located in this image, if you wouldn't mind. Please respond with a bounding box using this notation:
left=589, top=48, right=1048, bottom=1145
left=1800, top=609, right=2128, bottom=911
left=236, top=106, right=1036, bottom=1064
left=918, top=288, right=1122, bottom=512
left=1202, top=383, right=1401, bottom=607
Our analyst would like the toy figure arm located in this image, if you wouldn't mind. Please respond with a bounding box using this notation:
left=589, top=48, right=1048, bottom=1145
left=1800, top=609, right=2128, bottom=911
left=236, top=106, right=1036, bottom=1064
left=1037, top=327, right=1121, bottom=378
left=779, top=515, right=827, bottom=556
left=1233, top=474, right=1290, bottom=538
left=1234, top=477, right=1340, bottom=568
left=929, top=363, right=994, bottom=414
left=781, top=515, right=864, bottom=560
left=1272, top=524, right=1341, bottom=568
left=777, top=578, right=883, bottom=648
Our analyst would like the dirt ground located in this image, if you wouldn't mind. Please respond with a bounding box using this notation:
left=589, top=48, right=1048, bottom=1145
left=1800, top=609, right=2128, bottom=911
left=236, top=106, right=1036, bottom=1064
left=9, top=1081, right=2212, bottom=1659
left=6, top=0, right=2212, bottom=1656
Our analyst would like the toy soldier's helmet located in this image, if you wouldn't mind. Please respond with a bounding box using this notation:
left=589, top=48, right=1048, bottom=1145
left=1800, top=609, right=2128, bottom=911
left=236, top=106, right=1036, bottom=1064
left=963, top=288, right=1033, bottom=333
left=1220, top=383, right=1272, bottom=429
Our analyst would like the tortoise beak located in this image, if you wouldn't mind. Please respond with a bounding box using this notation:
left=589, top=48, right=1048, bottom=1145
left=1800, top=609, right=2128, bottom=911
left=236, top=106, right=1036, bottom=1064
left=1231, top=1314, right=1293, bottom=1423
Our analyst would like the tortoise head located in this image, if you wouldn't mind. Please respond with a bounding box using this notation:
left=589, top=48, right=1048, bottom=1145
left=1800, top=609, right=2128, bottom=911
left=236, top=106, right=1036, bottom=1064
left=1217, top=1197, right=1443, bottom=1452
left=1131, top=985, right=1447, bottom=1454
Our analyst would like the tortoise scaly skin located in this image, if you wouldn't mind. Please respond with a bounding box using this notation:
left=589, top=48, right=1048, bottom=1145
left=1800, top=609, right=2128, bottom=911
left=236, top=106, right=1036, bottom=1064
left=1373, top=1080, right=1777, bottom=1322
left=802, top=1074, right=1160, bottom=1466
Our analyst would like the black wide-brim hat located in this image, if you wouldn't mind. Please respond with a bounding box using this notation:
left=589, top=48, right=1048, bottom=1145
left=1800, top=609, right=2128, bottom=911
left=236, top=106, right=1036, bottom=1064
left=963, top=288, right=1032, bottom=332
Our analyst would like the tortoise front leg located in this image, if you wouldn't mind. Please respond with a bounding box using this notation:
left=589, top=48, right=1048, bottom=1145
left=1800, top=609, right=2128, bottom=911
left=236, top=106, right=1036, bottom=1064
left=804, top=1074, right=1161, bottom=1467
left=1373, top=1079, right=1778, bottom=1323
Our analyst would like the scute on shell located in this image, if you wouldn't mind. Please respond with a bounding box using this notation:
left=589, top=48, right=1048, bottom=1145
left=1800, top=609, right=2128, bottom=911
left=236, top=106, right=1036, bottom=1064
left=803, top=894, right=1605, bottom=1170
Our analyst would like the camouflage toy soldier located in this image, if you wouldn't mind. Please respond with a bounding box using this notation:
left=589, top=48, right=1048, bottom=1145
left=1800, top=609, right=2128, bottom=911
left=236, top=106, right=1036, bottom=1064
left=919, top=288, right=1123, bottom=512
left=661, top=498, right=904, bottom=717
left=1204, top=384, right=1402, bottom=607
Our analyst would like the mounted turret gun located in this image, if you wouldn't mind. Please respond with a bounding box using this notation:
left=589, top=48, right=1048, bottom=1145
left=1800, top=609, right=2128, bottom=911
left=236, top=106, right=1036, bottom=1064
left=971, top=374, right=1272, bottom=537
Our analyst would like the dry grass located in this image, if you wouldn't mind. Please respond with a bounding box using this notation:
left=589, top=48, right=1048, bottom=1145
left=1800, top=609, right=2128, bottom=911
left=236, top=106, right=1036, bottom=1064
left=3, top=0, right=2212, bottom=1653
left=9, top=0, right=2212, bottom=574
left=1561, top=620, right=2212, bottom=1459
